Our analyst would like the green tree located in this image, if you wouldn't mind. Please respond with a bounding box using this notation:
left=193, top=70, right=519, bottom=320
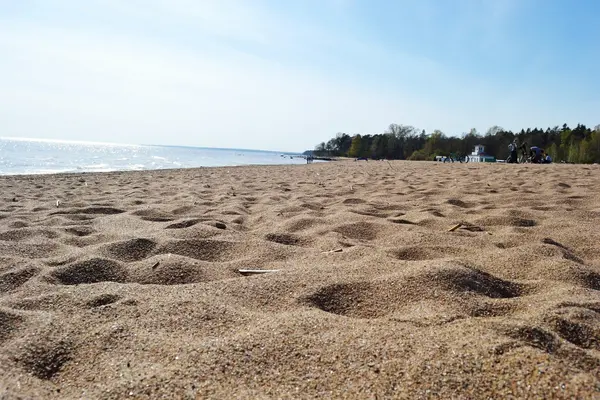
left=567, top=142, right=580, bottom=163
left=424, top=130, right=445, bottom=157
left=408, top=149, right=428, bottom=160
left=315, top=121, right=598, bottom=164
left=348, top=135, right=362, bottom=158
left=589, top=130, right=600, bottom=163
left=547, top=143, right=558, bottom=161
left=315, top=142, right=326, bottom=155
left=369, top=136, right=380, bottom=158
left=385, top=133, right=399, bottom=159
left=579, top=140, right=591, bottom=164
left=485, top=126, right=503, bottom=136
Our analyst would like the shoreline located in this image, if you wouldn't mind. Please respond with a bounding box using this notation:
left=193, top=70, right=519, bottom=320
left=0, top=161, right=329, bottom=179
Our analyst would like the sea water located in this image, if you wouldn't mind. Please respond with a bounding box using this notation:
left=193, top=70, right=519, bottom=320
left=0, top=138, right=311, bottom=175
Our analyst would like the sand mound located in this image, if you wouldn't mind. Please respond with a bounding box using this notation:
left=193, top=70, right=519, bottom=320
left=129, top=255, right=236, bottom=285
left=64, top=226, right=96, bottom=237
left=432, top=266, right=525, bottom=298
left=342, top=198, right=366, bottom=205
left=53, top=206, right=125, bottom=215
left=8, top=220, right=29, bottom=228
left=0, top=309, right=23, bottom=343
left=0, top=228, right=60, bottom=242
left=504, top=325, right=560, bottom=352
left=388, top=217, right=415, bottom=225
left=18, top=338, right=73, bottom=380
left=475, top=215, right=537, bottom=227
left=304, top=265, right=526, bottom=319
left=282, top=216, right=324, bottom=232
left=547, top=311, right=600, bottom=350
left=499, top=303, right=600, bottom=372
left=509, top=258, right=600, bottom=290
left=102, top=238, right=157, bottom=262
left=0, top=266, right=39, bottom=292
left=349, top=208, right=390, bottom=218
left=572, top=269, right=600, bottom=290
left=392, top=245, right=466, bottom=261
left=86, top=293, right=122, bottom=308
left=265, top=232, right=303, bottom=246
left=50, top=258, right=127, bottom=285
left=0, top=241, right=61, bottom=258
left=446, top=198, right=472, bottom=208
left=541, top=238, right=584, bottom=263
left=132, top=208, right=175, bottom=222
left=155, top=239, right=239, bottom=262
left=165, top=219, right=201, bottom=229
left=333, top=222, right=380, bottom=240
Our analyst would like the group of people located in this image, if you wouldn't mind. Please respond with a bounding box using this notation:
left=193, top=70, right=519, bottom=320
left=507, top=141, right=552, bottom=164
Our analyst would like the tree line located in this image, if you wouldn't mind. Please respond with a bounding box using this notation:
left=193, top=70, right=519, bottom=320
left=313, top=123, right=600, bottom=163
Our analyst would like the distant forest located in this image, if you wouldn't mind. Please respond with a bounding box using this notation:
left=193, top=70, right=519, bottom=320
left=313, top=123, right=600, bottom=163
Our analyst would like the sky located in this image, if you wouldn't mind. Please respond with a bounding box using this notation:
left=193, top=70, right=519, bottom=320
left=1, top=0, right=599, bottom=152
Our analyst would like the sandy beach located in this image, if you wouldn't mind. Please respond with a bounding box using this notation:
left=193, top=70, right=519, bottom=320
left=1, top=160, right=599, bottom=398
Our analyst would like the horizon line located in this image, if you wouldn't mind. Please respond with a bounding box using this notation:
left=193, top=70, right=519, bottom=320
left=0, top=137, right=304, bottom=155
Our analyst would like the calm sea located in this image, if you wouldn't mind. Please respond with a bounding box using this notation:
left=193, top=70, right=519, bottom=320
left=0, top=138, right=311, bottom=176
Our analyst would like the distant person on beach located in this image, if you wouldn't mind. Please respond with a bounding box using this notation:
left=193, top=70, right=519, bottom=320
left=520, top=141, right=528, bottom=162
left=507, top=141, right=518, bottom=163
left=530, top=146, right=543, bottom=163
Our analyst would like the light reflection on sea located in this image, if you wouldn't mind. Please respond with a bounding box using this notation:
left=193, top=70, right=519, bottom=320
left=0, top=138, right=311, bottom=175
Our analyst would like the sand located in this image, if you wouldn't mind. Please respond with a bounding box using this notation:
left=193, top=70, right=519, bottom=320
left=0, top=160, right=599, bottom=399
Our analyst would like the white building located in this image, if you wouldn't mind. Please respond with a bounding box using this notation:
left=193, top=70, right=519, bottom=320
left=466, top=145, right=496, bottom=163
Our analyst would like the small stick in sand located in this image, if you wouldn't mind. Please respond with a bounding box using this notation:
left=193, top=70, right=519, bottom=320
left=448, top=223, right=462, bottom=232
left=322, top=248, right=343, bottom=254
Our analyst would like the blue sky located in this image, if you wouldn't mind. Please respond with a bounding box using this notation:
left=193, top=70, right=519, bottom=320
left=1, top=0, right=598, bottom=152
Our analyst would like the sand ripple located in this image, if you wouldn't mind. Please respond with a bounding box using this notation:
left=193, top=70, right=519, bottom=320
left=1, top=161, right=600, bottom=398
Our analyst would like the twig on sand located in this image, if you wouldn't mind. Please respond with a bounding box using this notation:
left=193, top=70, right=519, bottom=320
left=322, top=248, right=343, bottom=254
left=448, top=223, right=462, bottom=232
left=448, top=222, right=492, bottom=235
